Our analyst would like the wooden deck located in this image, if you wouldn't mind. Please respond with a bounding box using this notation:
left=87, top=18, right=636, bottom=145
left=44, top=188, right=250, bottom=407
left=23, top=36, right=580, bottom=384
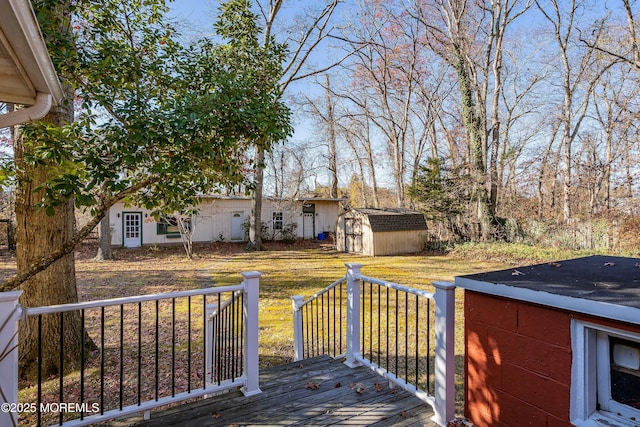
left=112, top=356, right=437, bottom=426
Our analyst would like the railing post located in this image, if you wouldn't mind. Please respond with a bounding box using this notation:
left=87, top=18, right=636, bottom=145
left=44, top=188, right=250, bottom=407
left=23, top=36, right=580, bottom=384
left=432, top=281, right=456, bottom=426
left=204, top=303, right=218, bottom=385
left=0, top=291, right=23, bottom=427
left=344, top=263, right=362, bottom=368
left=291, top=296, right=304, bottom=361
left=241, top=271, right=262, bottom=397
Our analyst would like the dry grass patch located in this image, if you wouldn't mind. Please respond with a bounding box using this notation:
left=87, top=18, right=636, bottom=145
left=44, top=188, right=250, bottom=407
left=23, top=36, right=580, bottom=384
left=3, top=241, right=505, bottom=424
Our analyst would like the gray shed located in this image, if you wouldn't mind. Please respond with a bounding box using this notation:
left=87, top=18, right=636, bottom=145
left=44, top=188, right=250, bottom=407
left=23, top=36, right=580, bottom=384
left=335, top=208, right=428, bottom=256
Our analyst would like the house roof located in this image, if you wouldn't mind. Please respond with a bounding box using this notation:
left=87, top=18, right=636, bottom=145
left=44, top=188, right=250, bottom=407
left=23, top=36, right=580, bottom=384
left=199, top=195, right=348, bottom=203
left=0, top=0, right=63, bottom=127
left=348, top=208, right=428, bottom=232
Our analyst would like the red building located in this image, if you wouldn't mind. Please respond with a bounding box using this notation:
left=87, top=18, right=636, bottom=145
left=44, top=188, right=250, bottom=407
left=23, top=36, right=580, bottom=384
left=457, top=256, right=640, bottom=427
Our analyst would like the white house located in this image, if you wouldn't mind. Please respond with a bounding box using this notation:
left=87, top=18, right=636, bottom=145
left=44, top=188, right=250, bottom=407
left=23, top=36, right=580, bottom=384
left=110, top=195, right=346, bottom=248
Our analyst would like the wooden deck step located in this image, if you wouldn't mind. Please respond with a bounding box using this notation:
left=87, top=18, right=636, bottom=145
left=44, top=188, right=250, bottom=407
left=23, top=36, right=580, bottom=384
left=109, top=356, right=438, bottom=427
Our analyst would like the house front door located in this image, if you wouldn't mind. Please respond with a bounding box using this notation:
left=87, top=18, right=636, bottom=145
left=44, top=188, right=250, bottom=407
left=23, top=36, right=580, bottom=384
left=303, top=213, right=315, bottom=239
left=123, top=212, right=142, bottom=248
left=231, top=212, right=244, bottom=241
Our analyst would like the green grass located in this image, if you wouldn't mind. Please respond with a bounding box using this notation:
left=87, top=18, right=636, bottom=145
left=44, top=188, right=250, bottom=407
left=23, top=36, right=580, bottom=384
left=16, top=241, right=613, bottom=424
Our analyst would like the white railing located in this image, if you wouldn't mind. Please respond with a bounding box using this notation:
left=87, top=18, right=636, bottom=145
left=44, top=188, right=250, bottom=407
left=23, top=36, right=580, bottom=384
left=0, top=271, right=261, bottom=427
left=291, top=263, right=455, bottom=427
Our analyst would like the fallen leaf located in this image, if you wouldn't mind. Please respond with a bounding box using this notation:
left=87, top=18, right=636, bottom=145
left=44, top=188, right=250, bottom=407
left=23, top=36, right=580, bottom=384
left=512, top=270, right=525, bottom=276
left=352, top=383, right=367, bottom=394
left=389, top=388, right=398, bottom=394
left=548, top=262, right=561, bottom=267
left=335, top=382, right=341, bottom=388
left=305, top=381, right=321, bottom=390
left=374, top=382, right=384, bottom=392
left=604, top=262, right=616, bottom=267
left=212, top=412, right=222, bottom=419
left=400, top=411, right=408, bottom=419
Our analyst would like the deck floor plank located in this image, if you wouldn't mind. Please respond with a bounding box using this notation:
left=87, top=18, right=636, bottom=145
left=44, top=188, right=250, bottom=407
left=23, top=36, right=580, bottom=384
left=111, top=356, right=438, bottom=427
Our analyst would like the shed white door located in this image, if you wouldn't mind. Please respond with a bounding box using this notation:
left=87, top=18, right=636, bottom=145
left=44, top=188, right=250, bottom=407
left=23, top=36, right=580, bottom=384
left=123, top=213, right=142, bottom=248
left=303, top=213, right=315, bottom=239
left=344, top=217, right=362, bottom=253
left=231, top=212, right=244, bottom=241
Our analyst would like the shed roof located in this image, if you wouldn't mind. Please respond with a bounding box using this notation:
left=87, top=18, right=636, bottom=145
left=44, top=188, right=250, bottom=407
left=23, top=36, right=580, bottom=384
left=456, top=255, right=640, bottom=327
left=350, top=208, right=427, bottom=232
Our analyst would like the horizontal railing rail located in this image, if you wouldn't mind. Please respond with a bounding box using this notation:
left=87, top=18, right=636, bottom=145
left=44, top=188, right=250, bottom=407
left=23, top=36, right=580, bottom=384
left=292, top=264, right=455, bottom=427
left=0, top=271, right=261, bottom=427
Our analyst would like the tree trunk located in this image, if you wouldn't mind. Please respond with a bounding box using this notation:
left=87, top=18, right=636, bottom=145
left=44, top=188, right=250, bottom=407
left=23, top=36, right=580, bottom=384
left=94, top=208, right=113, bottom=260
left=15, top=88, right=90, bottom=380
left=454, top=54, right=494, bottom=240
left=325, top=75, right=339, bottom=199
left=248, top=145, right=265, bottom=251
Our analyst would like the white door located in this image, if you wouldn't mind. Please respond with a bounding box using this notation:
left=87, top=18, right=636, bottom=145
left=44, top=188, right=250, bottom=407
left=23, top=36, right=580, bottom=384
left=303, top=212, right=314, bottom=239
left=231, top=212, right=244, bottom=241
left=123, top=213, right=142, bottom=248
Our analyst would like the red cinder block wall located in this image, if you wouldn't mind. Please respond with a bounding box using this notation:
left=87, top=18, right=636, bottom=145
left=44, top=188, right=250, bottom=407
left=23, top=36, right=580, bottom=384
left=464, top=291, right=573, bottom=427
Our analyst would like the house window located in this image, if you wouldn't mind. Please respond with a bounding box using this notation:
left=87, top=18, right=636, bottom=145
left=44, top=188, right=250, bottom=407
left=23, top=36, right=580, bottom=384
left=157, top=216, right=190, bottom=236
left=571, top=320, right=640, bottom=426
left=272, top=212, right=283, bottom=231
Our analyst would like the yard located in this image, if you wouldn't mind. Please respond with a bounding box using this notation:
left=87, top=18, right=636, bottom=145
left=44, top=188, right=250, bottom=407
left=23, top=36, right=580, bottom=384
left=68, top=241, right=502, bottom=367
left=5, top=240, right=576, bottom=425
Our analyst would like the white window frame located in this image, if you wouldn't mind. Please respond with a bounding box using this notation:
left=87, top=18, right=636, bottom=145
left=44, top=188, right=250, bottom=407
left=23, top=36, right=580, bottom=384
left=272, top=211, right=283, bottom=231
left=571, top=319, right=640, bottom=426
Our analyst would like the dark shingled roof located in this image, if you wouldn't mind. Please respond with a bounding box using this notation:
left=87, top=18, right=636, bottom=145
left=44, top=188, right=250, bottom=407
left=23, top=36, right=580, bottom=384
left=459, top=255, right=640, bottom=309
left=353, top=208, right=427, bottom=232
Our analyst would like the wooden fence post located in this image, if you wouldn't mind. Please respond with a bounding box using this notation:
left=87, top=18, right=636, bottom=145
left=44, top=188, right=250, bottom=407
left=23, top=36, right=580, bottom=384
left=291, top=296, right=304, bottom=362
left=0, top=290, right=23, bottom=427
left=344, top=263, right=362, bottom=368
left=241, top=272, right=262, bottom=397
left=432, top=281, right=456, bottom=426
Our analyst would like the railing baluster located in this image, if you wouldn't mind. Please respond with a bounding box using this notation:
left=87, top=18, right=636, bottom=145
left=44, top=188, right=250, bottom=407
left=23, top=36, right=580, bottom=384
left=216, top=293, right=221, bottom=385
left=138, top=302, right=142, bottom=405
left=405, top=291, right=408, bottom=383
left=386, top=286, right=389, bottom=371
left=238, top=292, right=246, bottom=375
left=37, top=314, right=42, bottom=427
left=332, top=286, right=336, bottom=356
left=310, top=299, right=315, bottom=357
left=415, top=294, right=419, bottom=387
left=369, top=280, right=373, bottom=362
left=339, top=281, right=343, bottom=355
left=100, top=307, right=105, bottom=414
left=155, top=300, right=159, bottom=401
left=427, top=298, right=431, bottom=394
left=362, top=281, right=365, bottom=359
left=202, top=294, right=207, bottom=389
left=377, top=284, right=381, bottom=366
left=119, top=305, right=124, bottom=410
left=59, top=312, right=64, bottom=426
left=319, top=293, right=323, bottom=355
left=187, top=296, right=192, bottom=393
left=171, top=297, right=176, bottom=397
left=80, top=309, right=85, bottom=420
left=304, top=303, right=309, bottom=358
left=395, top=288, right=399, bottom=376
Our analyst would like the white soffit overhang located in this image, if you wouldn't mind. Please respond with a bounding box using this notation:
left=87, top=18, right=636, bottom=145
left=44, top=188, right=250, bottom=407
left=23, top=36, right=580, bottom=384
left=0, top=0, right=64, bottom=127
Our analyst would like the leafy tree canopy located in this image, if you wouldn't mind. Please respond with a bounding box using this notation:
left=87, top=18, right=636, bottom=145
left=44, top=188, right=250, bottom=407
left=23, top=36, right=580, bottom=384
left=16, top=0, right=292, bottom=218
